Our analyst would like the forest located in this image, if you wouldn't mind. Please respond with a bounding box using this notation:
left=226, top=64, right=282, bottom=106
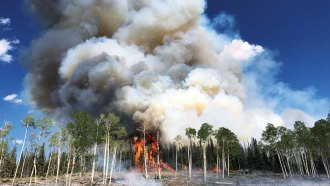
left=0, top=111, right=330, bottom=185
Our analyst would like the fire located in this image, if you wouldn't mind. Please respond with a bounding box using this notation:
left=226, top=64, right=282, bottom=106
left=133, top=137, right=145, bottom=171
left=181, top=164, right=187, bottom=171
left=133, top=131, right=174, bottom=172
left=212, top=165, right=221, bottom=172
left=161, top=160, right=174, bottom=171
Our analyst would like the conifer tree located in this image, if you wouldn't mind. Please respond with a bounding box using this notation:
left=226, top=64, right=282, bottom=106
left=0, top=121, right=12, bottom=174
left=36, top=143, right=46, bottom=176
left=3, top=145, right=17, bottom=178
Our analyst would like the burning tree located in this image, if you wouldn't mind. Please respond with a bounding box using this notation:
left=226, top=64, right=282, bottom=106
left=133, top=129, right=174, bottom=179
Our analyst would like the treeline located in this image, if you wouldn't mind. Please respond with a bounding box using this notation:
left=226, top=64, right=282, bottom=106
left=0, top=111, right=330, bottom=184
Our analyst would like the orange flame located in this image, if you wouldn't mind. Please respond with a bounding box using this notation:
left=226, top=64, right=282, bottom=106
left=181, top=164, right=187, bottom=171
left=133, top=137, right=144, bottom=171
left=133, top=131, right=174, bottom=172
left=212, top=165, right=221, bottom=172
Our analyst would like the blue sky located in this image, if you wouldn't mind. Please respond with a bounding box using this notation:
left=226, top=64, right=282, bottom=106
left=207, top=1, right=330, bottom=98
left=0, top=0, right=329, bottom=143
left=0, top=0, right=41, bottom=142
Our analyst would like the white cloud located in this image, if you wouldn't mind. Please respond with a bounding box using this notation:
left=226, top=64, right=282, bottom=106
left=3, top=93, right=23, bottom=104
left=0, top=39, right=17, bottom=63
left=3, top=94, right=17, bottom=101
left=0, top=17, right=18, bottom=63
left=0, top=17, right=10, bottom=26
left=13, top=139, right=23, bottom=145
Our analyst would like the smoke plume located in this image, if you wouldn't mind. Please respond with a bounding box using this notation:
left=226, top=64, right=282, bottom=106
left=23, top=0, right=329, bottom=143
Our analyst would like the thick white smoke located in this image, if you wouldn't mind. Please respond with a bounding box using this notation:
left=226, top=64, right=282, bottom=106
left=23, top=0, right=329, bottom=143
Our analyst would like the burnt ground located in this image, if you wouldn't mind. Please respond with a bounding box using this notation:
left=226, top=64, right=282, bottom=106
left=2, top=171, right=330, bottom=185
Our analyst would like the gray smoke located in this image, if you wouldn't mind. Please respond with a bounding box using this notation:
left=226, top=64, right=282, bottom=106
left=23, top=0, right=326, bottom=143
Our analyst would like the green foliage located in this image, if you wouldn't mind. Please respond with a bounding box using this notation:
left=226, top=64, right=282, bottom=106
left=67, top=111, right=95, bottom=155
left=311, top=119, right=330, bottom=155
left=23, top=115, right=36, bottom=128
left=0, top=122, right=13, bottom=138
left=261, top=123, right=278, bottom=145
left=36, top=117, right=52, bottom=135
left=185, top=127, right=197, bottom=139
left=247, top=138, right=263, bottom=170
left=0, top=122, right=13, bottom=175
left=3, top=109, right=330, bottom=179
left=93, top=113, right=106, bottom=144
left=215, top=127, right=241, bottom=157
left=37, top=143, right=46, bottom=176
left=103, top=113, right=127, bottom=143
left=293, top=121, right=311, bottom=148
left=277, top=127, right=294, bottom=150
left=2, top=146, right=17, bottom=178
left=174, top=135, right=182, bottom=146
left=49, top=132, right=60, bottom=147
left=197, top=123, right=213, bottom=143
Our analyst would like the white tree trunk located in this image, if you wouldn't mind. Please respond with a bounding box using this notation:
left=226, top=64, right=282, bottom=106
left=227, top=148, right=230, bottom=177
left=105, top=133, right=110, bottom=184
left=188, top=140, right=192, bottom=179
left=46, top=151, right=53, bottom=179
left=34, top=162, right=37, bottom=185
left=91, top=142, right=98, bottom=183
left=326, top=158, right=330, bottom=178
left=79, top=156, right=82, bottom=178
left=187, top=143, right=190, bottom=178
left=202, top=144, right=207, bottom=182
left=28, top=166, right=35, bottom=186
left=20, top=148, right=29, bottom=178
left=0, top=142, right=5, bottom=173
left=325, top=158, right=330, bottom=177
left=216, top=151, right=219, bottom=178
left=298, top=151, right=304, bottom=175
left=30, top=132, right=41, bottom=185
left=303, top=149, right=311, bottom=176
left=157, top=130, right=161, bottom=180
left=304, top=152, right=310, bottom=176
left=143, top=126, right=148, bottom=179
left=56, top=145, right=62, bottom=185
left=103, top=141, right=107, bottom=185
left=119, top=150, right=122, bottom=172
left=65, top=152, right=71, bottom=186
left=12, top=125, right=29, bottom=186
left=276, top=149, right=286, bottom=178
left=321, top=154, right=329, bottom=178
left=309, top=153, right=317, bottom=177
left=69, top=154, right=76, bottom=186
left=175, top=144, right=178, bottom=178
left=285, top=155, right=292, bottom=178
left=0, top=146, right=4, bottom=173
left=222, top=140, right=225, bottom=179
left=109, top=145, right=117, bottom=185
